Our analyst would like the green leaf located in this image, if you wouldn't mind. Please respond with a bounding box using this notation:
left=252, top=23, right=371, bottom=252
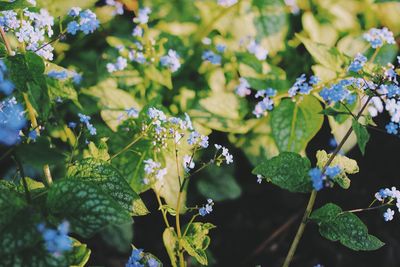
left=252, top=152, right=313, bottom=193
left=271, top=96, right=323, bottom=153
left=236, top=52, right=262, bottom=73
left=197, top=165, right=241, bottom=201
left=85, top=138, right=110, bottom=161
left=352, top=119, right=370, bottom=155
left=47, top=179, right=133, bottom=238
left=67, top=158, right=149, bottom=216
left=36, top=0, right=97, bottom=16
left=190, top=91, right=256, bottom=134
left=100, top=223, right=133, bottom=253
left=253, top=0, right=289, bottom=55
left=144, top=65, right=173, bottom=89
left=0, top=0, right=34, bottom=11
left=70, top=239, right=91, bottom=267
left=296, top=34, right=345, bottom=72
left=5, top=52, right=50, bottom=118
left=311, top=203, right=384, bottom=251
left=15, top=137, right=66, bottom=169
left=181, top=223, right=216, bottom=265
left=84, top=79, right=141, bottom=131
left=2, top=239, right=90, bottom=267
left=0, top=43, right=6, bottom=57
left=0, top=207, right=41, bottom=256
left=163, top=227, right=178, bottom=267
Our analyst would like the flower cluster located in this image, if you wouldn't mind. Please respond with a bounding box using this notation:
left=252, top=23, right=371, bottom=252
left=199, top=199, right=214, bottom=216
left=288, top=74, right=319, bottom=97
left=235, top=77, right=251, bottom=97
left=107, top=56, right=128, bottom=73
left=363, top=27, right=395, bottom=49
left=144, top=108, right=197, bottom=149
left=37, top=221, right=72, bottom=257
left=133, top=7, right=151, bottom=25
left=374, top=187, right=400, bottom=222
left=78, top=113, right=96, bottom=135
left=0, top=9, right=54, bottom=59
left=217, top=0, right=238, bottom=7
left=47, top=70, right=82, bottom=84
left=319, top=79, right=356, bottom=104
left=142, top=159, right=167, bottom=185
left=309, top=165, right=341, bottom=191
left=67, top=8, right=100, bottom=35
left=160, top=49, right=181, bottom=72
left=215, top=144, right=233, bottom=164
left=126, top=248, right=160, bottom=267
left=253, top=88, right=276, bottom=118
left=0, top=60, right=14, bottom=95
left=187, top=131, right=209, bottom=148
left=106, top=0, right=124, bottom=16
left=247, top=40, right=268, bottom=61
left=348, top=53, right=367, bottom=73
left=0, top=97, right=26, bottom=146
left=202, top=50, right=222, bottom=65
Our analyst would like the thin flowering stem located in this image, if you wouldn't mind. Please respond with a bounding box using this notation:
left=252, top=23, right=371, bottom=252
left=283, top=94, right=374, bottom=267
left=109, top=132, right=146, bottom=160
left=341, top=203, right=391, bottom=215
left=175, top=189, right=185, bottom=267
left=34, top=32, right=66, bottom=53
left=369, top=47, right=381, bottom=64
left=0, top=27, right=12, bottom=55
left=154, top=190, right=171, bottom=228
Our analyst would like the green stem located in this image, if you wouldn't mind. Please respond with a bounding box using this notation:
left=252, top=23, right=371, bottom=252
left=0, top=27, right=12, bottom=55
left=154, top=190, right=170, bottom=228
left=282, top=95, right=373, bottom=267
left=109, top=132, right=145, bottom=160
left=176, top=190, right=185, bottom=267
left=43, top=164, right=53, bottom=187
left=13, top=154, right=31, bottom=203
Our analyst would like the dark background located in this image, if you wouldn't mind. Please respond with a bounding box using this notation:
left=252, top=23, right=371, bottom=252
left=85, top=115, right=400, bottom=267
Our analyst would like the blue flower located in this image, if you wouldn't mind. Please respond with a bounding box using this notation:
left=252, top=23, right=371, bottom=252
left=78, top=113, right=96, bottom=135
left=202, top=50, right=221, bottom=65
left=383, top=208, right=395, bottom=222
left=216, top=44, right=226, bottom=53
left=147, top=258, right=159, bottom=267
left=160, top=49, right=181, bottom=72
left=67, top=9, right=99, bottom=35
left=79, top=10, right=100, bottom=34
left=363, top=27, right=395, bottom=49
left=37, top=221, right=72, bottom=257
left=29, top=130, right=37, bottom=141
left=66, top=21, right=80, bottom=35
left=319, top=80, right=353, bottom=104
left=133, top=7, right=151, bottom=24
left=309, top=168, right=323, bottom=191
left=126, top=248, right=144, bottom=267
left=386, top=122, right=398, bottom=135
left=199, top=199, right=214, bottom=216
left=48, top=70, right=69, bottom=80
left=288, top=74, right=319, bottom=97
left=348, top=53, right=367, bottom=72
left=68, top=122, right=77, bottom=129
left=0, top=98, right=26, bottom=146
left=325, top=165, right=341, bottom=178
left=0, top=60, right=15, bottom=95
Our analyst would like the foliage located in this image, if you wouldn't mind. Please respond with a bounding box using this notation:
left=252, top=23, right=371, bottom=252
left=1, top=0, right=400, bottom=266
